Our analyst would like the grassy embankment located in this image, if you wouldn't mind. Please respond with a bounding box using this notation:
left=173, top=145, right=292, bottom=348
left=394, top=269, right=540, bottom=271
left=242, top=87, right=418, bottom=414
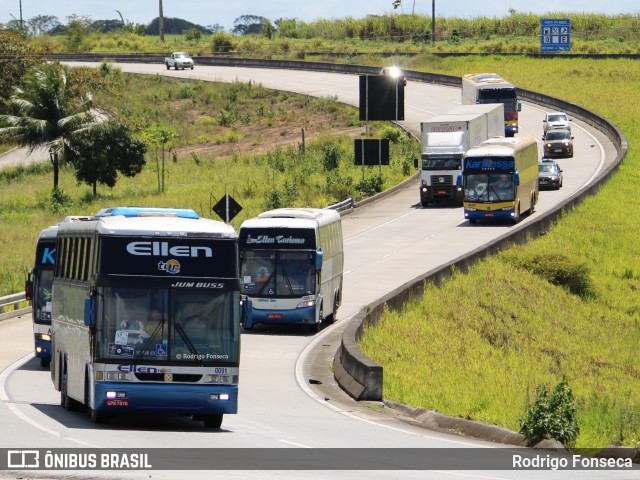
left=359, top=55, right=640, bottom=449
left=0, top=71, right=414, bottom=296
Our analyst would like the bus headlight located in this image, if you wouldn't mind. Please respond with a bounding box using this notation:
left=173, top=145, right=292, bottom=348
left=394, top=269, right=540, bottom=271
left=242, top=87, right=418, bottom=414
left=105, top=372, right=131, bottom=381
left=297, top=300, right=316, bottom=309
left=209, top=393, right=230, bottom=401
left=36, top=333, right=52, bottom=341
left=207, top=374, right=232, bottom=384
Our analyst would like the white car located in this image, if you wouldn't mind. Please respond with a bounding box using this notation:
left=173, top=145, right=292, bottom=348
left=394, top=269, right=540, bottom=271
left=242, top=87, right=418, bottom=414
left=543, top=111, right=571, bottom=133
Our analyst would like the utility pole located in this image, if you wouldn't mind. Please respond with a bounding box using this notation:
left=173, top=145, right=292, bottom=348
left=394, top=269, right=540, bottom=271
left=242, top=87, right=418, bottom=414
left=19, top=0, right=24, bottom=33
left=431, top=0, right=435, bottom=45
left=159, top=0, right=165, bottom=42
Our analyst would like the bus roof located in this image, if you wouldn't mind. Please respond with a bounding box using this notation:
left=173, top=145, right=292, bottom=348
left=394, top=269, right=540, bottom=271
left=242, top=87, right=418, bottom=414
left=463, top=73, right=515, bottom=89
left=37, top=216, right=92, bottom=240
left=57, top=214, right=237, bottom=238
left=94, top=206, right=200, bottom=219
left=243, top=208, right=340, bottom=230
left=465, top=136, right=537, bottom=157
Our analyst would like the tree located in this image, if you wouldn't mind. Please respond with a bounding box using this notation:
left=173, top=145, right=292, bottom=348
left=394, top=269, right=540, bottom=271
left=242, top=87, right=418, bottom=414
left=0, top=63, right=99, bottom=190
left=0, top=32, right=42, bottom=113
left=67, top=121, right=147, bottom=196
left=232, top=15, right=268, bottom=35
left=27, top=15, right=62, bottom=36
left=142, top=124, right=177, bottom=193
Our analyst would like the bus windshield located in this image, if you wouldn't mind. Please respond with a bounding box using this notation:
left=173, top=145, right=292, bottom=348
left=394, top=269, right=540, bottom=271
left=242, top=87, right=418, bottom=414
left=464, top=173, right=515, bottom=202
left=241, top=250, right=316, bottom=297
left=97, top=287, right=239, bottom=363
left=34, top=269, right=54, bottom=324
left=478, top=91, right=517, bottom=119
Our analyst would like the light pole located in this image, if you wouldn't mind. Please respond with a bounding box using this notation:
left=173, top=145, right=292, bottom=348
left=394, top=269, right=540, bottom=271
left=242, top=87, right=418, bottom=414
left=19, top=0, right=24, bottom=33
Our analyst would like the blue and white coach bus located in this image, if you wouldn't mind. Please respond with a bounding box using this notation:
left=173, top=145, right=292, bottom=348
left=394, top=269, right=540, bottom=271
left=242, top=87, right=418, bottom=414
left=25, top=224, right=57, bottom=368
left=50, top=207, right=246, bottom=428
left=239, top=208, right=344, bottom=332
left=25, top=217, right=89, bottom=368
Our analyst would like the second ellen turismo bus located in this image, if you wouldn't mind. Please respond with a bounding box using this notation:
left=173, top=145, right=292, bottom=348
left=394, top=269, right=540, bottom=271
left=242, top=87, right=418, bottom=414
left=461, top=137, right=539, bottom=224
left=239, top=208, right=344, bottom=332
left=461, top=73, right=521, bottom=137
left=50, top=207, right=246, bottom=428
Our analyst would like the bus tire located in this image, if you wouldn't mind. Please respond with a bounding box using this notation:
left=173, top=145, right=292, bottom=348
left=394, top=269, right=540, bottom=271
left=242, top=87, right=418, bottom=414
left=203, top=414, right=223, bottom=428
left=469, top=219, right=477, bottom=224
left=324, top=295, right=340, bottom=325
left=60, top=368, right=79, bottom=411
left=40, top=358, right=50, bottom=368
left=90, top=408, right=109, bottom=424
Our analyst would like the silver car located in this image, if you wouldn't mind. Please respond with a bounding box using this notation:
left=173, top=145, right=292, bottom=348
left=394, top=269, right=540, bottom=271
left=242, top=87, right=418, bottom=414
left=543, top=112, right=571, bottom=134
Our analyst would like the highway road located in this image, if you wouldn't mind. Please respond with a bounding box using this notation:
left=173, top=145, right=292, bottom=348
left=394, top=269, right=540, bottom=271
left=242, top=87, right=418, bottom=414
left=0, top=63, right=629, bottom=479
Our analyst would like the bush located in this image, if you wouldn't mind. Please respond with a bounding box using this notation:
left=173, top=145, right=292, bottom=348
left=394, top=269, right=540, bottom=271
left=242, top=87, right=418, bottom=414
left=519, top=376, right=580, bottom=447
left=263, top=188, right=286, bottom=210
left=504, top=251, right=595, bottom=298
left=210, top=32, right=234, bottom=54
left=322, top=144, right=341, bottom=171
left=355, top=174, right=384, bottom=197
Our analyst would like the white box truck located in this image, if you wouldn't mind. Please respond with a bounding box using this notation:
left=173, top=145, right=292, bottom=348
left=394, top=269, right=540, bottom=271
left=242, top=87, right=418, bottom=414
left=417, top=103, right=504, bottom=207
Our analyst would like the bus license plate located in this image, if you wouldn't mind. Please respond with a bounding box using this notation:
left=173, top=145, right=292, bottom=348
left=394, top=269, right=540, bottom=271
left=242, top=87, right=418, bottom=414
left=267, top=314, right=282, bottom=319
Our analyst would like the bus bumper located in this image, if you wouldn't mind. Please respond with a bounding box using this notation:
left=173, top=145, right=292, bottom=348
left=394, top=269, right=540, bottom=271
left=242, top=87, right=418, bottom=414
left=93, top=382, right=238, bottom=414
left=465, top=209, right=515, bottom=222
left=34, top=337, right=51, bottom=360
left=249, top=304, right=317, bottom=327
left=505, top=125, right=518, bottom=137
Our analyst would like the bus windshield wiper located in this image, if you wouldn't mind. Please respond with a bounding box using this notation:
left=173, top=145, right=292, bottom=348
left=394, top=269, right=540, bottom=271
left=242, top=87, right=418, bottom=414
left=135, top=321, right=165, bottom=361
left=282, top=273, right=295, bottom=295
left=174, top=323, right=199, bottom=356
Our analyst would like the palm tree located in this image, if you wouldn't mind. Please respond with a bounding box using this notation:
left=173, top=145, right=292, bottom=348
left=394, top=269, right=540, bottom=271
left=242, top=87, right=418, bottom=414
left=0, top=63, right=99, bottom=190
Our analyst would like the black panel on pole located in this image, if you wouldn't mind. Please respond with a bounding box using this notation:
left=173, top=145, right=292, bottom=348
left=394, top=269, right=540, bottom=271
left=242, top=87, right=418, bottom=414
left=359, top=75, right=405, bottom=121
left=354, top=139, right=390, bottom=166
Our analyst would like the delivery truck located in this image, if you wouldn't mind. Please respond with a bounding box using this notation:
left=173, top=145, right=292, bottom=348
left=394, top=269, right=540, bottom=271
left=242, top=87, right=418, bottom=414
left=417, top=103, right=504, bottom=207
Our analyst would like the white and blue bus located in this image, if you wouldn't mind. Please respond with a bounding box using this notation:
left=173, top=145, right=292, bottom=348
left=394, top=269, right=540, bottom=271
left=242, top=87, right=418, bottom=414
left=239, top=208, right=344, bottom=332
left=25, top=224, right=57, bottom=368
left=50, top=207, right=246, bottom=428
left=25, top=217, right=89, bottom=368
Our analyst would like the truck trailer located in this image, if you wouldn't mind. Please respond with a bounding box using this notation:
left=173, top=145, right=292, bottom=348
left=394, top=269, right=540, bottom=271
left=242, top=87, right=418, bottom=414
left=418, top=103, right=504, bottom=207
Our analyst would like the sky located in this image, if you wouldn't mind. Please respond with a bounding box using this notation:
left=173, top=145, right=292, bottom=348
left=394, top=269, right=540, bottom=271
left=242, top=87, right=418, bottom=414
left=0, top=1, right=638, bottom=32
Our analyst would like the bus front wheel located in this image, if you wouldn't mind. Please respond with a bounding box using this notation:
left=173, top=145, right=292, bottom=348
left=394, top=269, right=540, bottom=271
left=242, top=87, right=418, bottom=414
left=203, top=414, right=223, bottom=428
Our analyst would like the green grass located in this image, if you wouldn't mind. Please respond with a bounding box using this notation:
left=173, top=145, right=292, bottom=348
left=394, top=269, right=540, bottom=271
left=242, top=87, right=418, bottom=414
left=359, top=56, right=640, bottom=449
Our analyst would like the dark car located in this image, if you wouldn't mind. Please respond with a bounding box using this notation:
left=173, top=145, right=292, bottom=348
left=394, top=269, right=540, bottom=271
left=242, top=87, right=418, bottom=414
left=543, top=128, right=574, bottom=158
left=380, top=66, right=407, bottom=86
left=538, top=161, right=563, bottom=190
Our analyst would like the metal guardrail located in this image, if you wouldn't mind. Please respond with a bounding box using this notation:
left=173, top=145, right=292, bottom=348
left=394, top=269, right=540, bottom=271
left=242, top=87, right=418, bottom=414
left=0, top=292, right=29, bottom=321
left=326, top=196, right=354, bottom=213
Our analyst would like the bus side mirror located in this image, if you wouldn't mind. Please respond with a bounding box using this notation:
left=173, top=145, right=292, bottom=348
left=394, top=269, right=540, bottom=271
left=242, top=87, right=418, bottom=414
left=315, top=249, right=323, bottom=271
left=25, top=271, right=33, bottom=302
left=514, top=171, right=520, bottom=187
left=84, top=297, right=96, bottom=328
left=517, top=101, right=522, bottom=112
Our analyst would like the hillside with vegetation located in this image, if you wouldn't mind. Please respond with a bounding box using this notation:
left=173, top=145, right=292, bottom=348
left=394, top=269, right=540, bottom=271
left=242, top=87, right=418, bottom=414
left=1, top=11, right=639, bottom=449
